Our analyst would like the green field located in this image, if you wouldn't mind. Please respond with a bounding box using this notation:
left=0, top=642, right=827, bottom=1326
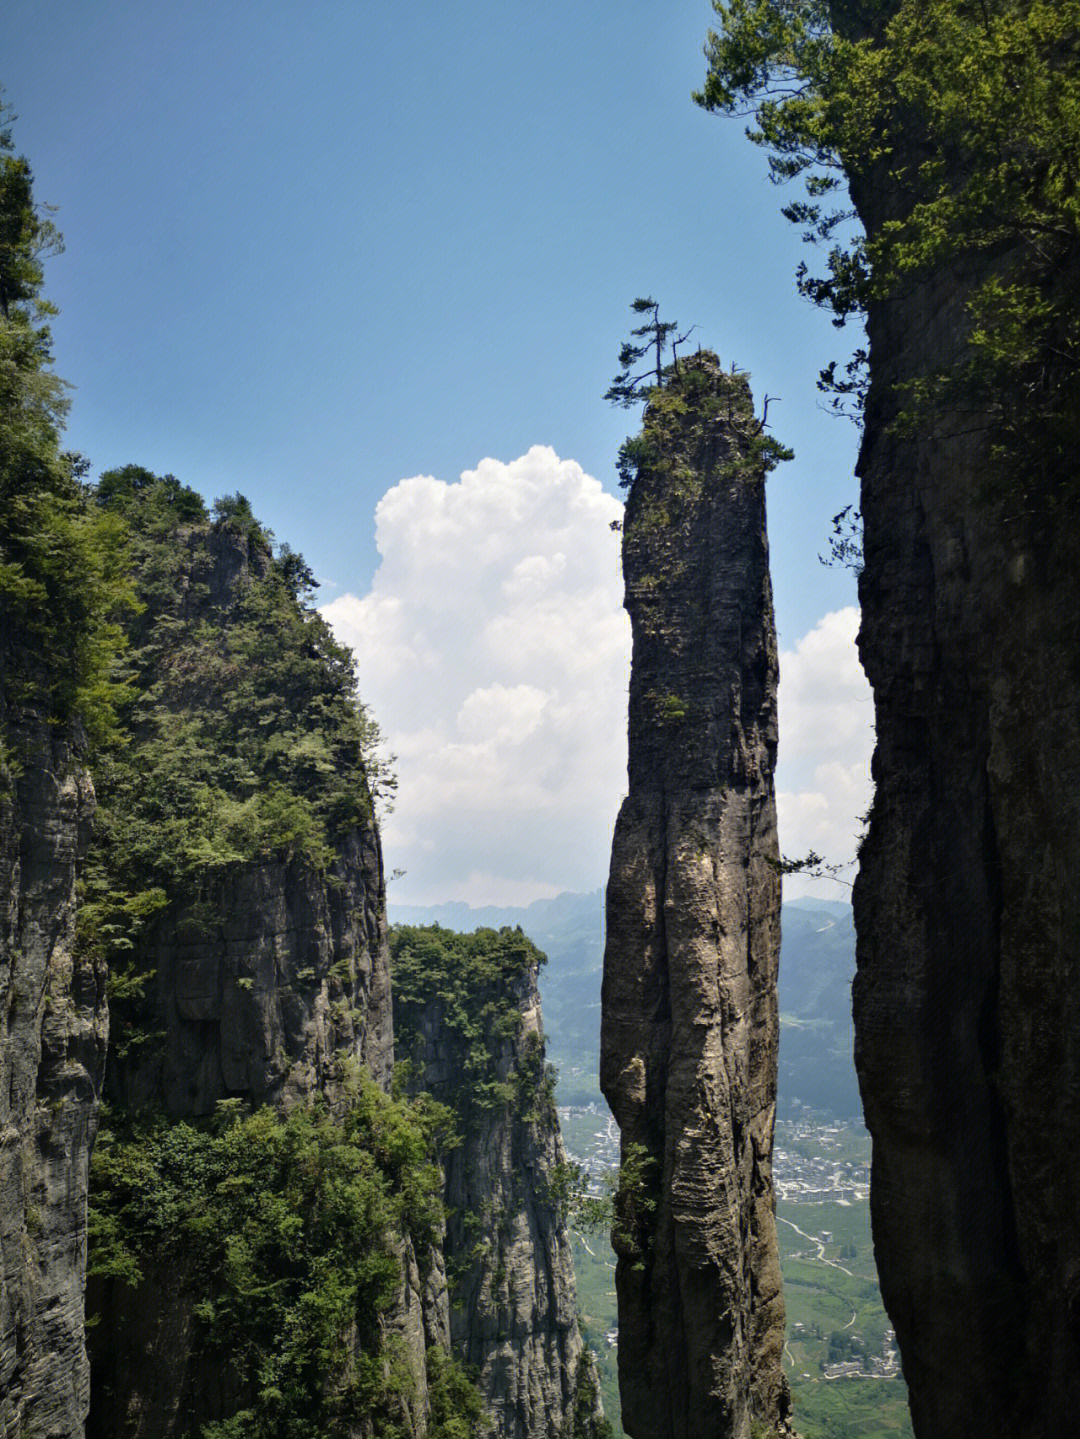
left=560, top=1104, right=913, bottom=1439
left=571, top=1232, right=624, bottom=1438
left=774, top=1117, right=912, bottom=1439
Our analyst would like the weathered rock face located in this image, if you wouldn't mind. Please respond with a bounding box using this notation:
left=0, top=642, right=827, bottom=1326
left=97, top=515, right=394, bottom=1113
left=83, top=819, right=417, bottom=1439
left=106, top=832, right=393, bottom=1116
left=848, top=151, right=1080, bottom=1439
left=84, top=506, right=424, bottom=1437
left=0, top=703, right=107, bottom=1439
left=395, top=936, right=604, bottom=1439
left=87, top=1230, right=450, bottom=1439
left=600, top=354, right=790, bottom=1439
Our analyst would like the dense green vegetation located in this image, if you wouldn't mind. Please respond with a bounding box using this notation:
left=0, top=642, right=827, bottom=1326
left=390, top=894, right=607, bottom=1108
left=390, top=924, right=556, bottom=1123
left=606, top=307, right=791, bottom=496
left=68, top=477, right=499, bottom=1434
left=89, top=1069, right=484, bottom=1439
left=0, top=107, right=135, bottom=750
left=75, top=467, right=393, bottom=1050
left=696, top=0, right=1080, bottom=487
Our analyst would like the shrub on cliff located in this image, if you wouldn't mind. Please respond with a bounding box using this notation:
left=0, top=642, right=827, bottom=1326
left=76, top=470, right=394, bottom=1054
left=390, top=924, right=553, bottom=1121
left=0, top=109, right=135, bottom=748
left=696, top=0, right=1080, bottom=489
left=89, top=1071, right=481, bottom=1438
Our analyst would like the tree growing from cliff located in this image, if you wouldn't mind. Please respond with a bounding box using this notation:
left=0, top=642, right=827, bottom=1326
left=0, top=102, right=135, bottom=747
left=694, top=0, right=1080, bottom=491
left=605, top=297, right=696, bottom=407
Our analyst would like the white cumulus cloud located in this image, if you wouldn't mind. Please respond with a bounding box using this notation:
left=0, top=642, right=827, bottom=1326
left=321, top=446, right=630, bottom=906
left=324, top=456, right=873, bottom=910
left=776, top=606, right=875, bottom=901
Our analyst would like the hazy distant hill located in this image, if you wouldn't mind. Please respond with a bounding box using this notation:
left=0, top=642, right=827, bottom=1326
left=390, top=889, right=859, bottom=1115
left=776, top=899, right=860, bottom=1116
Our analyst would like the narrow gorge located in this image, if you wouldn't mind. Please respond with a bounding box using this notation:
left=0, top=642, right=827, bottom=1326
left=601, top=352, right=792, bottom=1439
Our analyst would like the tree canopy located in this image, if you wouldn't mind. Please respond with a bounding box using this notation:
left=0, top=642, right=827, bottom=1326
left=695, top=0, right=1080, bottom=482
left=0, top=106, right=135, bottom=746
left=604, top=298, right=695, bottom=408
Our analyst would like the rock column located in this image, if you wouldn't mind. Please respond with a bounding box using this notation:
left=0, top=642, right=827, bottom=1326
left=601, top=353, right=790, bottom=1439
left=850, top=190, right=1080, bottom=1439
left=0, top=709, right=107, bottom=1439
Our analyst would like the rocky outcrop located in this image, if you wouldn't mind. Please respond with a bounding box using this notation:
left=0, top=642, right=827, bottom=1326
left=0, top=705, right=107, bottom=1438
left=600, top=353, right=790, bottom=1438
left=88, top=1227, right=450, bottom=1439
left=83, top=496, right=426, bottom=1437
left=94, top=505, right=394, bottom=1116
left=106, top=832, right=393, bottom=1116
left=848, top=129, right=1080, bottom=1439
left=84, top=816, right=413, bottom=1439
left=393, top=926, right=606, bottom=1439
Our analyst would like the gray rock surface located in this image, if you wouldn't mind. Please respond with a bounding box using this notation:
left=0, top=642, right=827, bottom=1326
left=84, top=519, right=421, bottom=1437
left=396, top=949, right=602, bottom=1439
left=87, top=1234, right=448, bottom=1439
left=848, top=141, right=1080, bottom=1439
left=0, top=711, right=107, bottom=1439
left=106, top=831, right=393, bottom=1115
left=600, top=353, right=791, bottom=1438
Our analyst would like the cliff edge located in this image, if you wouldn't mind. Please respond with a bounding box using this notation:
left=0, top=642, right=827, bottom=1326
left=849, top=87, right=1080, bottom=1439
left=392, top=923, right=608, bottom=1439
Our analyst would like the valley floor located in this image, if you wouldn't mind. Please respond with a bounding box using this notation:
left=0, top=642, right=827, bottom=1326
left=559, top=1101, right=914, bottom=1439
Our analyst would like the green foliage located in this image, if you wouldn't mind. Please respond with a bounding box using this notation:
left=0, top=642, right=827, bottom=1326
left=425, top=1345, right=488, bottom=1439
left=609, top=321, right=794, bottom=493
left=571, top=1142, right=657, bottom=1272
left=88, top=1074, right=473, bottom=1438
left=616, top=352, right=791, bottom=498
left=604, top=298, right=695, bottom=408
left=390, top=925, right=550, bottom=1122
left=0, top=109, right=137, bottom=745
left=696, top=0, right=1080, bottom=488
left=567, top=1349, right=615, bottom=1439
left=77, top=471, right=395, bottom=1051
left=820, top=502, right=863, bottom=573
left=513, top=1028, right=558, bottom=1122
left=654, top=692, right=688, bottom=724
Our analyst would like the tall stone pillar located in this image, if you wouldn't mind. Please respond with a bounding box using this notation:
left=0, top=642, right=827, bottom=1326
left=601, top=352, right=791, bottom=1439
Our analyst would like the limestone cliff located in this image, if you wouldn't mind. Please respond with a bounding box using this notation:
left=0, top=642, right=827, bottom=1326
left=600, top=353, right=791, bottom=1439
left=81, top=477, right=443, bottom=1438
left=391, top=924, right=608, bottom=1439
left=80, top=475, right=595, bottom=1439
left=845, top=62, right=1080, bottom=1439
left=0, top=698, right=107, bottom=1438
left=89, top=488, right=394, bottom=1114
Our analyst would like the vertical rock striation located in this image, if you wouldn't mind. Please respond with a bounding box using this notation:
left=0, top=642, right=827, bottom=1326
left=848, top=123, right=1080, bottom=1439
left=600, top=353, right=790, bottom=1439
left=392, top=924, right=607, bottom=1439
left=94, top=507, right=395, bottom=1117
left=0, top=703, right=107, bottom=1438
left=83, top=486, right=438, bottom=1438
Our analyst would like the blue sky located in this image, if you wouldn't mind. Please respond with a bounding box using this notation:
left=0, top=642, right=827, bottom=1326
left=4, top=0, right=871, bottom=903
